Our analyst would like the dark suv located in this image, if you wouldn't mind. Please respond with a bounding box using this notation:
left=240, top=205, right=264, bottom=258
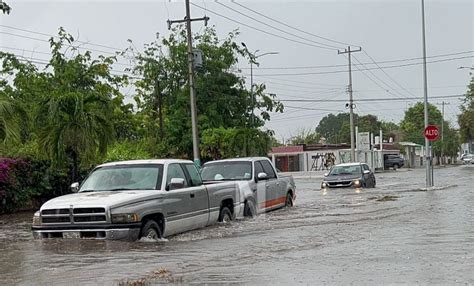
left=384, top=154, right=404, bottom=170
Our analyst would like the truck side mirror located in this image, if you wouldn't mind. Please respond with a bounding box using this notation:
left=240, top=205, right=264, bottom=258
left=257, top=172, right=268, bottom=180
left=168, top=178, right=185, bottom=190
left=324, top=173, right=329, bottom=177
left=363, top=170, right=370, bottom=175
left=70, top=182, right=79, bottom=193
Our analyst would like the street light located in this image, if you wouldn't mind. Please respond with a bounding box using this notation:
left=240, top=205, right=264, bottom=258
left=241, top=42, right=279, bottom=126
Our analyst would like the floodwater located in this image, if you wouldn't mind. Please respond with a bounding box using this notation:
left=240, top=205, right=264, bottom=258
left=0, top=165, right=473, bottom=285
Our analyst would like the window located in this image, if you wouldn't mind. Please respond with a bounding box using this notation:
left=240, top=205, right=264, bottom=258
left=201, top=162, right=252, bottom=181
left=362, top=164, right=370, bottom=171
left=254, top=161, right=264, bottom=178
left=80, top=164, right=163, bottom=192
left=183, top=164, right=202, bottom=186
left=260, top=160, right=276, bottom=179
left=166, top=164, right=188, bottom=188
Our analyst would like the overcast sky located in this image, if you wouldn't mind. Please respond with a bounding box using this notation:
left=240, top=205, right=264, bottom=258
left=1, top=0, right=472, bottom=142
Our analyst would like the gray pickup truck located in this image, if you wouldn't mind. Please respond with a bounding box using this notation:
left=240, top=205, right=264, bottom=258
left=201, top=157, right=296, bottom=218
left=32, top=159, right=241, bottom=241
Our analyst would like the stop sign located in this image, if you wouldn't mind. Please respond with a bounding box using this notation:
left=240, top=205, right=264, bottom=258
left=424, top=125, right=440, bottom=141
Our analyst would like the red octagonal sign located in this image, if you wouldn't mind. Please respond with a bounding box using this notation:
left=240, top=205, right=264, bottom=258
left=424, top=125, right=440, bottom=141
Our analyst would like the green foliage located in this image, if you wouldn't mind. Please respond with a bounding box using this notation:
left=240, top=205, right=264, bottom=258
left=0, top=158, right=70, bottom=213
left=400, top=102, right=442, bottom=145
left=288, top=128, right=321, bottom=145
left=316, top=113, right=351, bottom=144
left=105, top=141, right=152, bottom=162
left=201, top=127, right=273, bottom=159
left=458, top=78, right=474, bottom=144
left=130, top=26, right=282, bottom=158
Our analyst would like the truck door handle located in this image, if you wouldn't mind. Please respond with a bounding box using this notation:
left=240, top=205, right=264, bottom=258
left=190, top=193, right=195, bottom=198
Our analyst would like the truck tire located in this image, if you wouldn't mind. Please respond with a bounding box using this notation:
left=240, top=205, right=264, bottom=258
left=285, top=192, right=294, bottom=207
left=244, top=200, right=256, bottom=218
left=140, top=220, right=162, bottom=240
left=393, top=164, right=399, bottom=170
left=218, top=207, right=232, bottom=223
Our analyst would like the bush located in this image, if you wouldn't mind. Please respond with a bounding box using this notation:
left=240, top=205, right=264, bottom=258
left=0, top=157, right=70, bottom=213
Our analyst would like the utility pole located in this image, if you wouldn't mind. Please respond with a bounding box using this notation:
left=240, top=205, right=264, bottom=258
left=421, top=0, right=432, bottom=187
left=167, top=0, right=209, bottom=167
left=436, top=101, right=449, bottom=165
left=241, top=42, right=278, bottom=127
left=338, top=46, right=362, bottom=162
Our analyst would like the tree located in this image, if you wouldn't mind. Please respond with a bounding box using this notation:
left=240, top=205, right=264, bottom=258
left=130, top=27, right=283, bottom=158
left=316, top=113, right=352, bottom=144
left=400, top=102, right=442, bottom=145
left=288, top=128, right=321, bottom=145
left=34, top=28, right=124, bottom=180
left=458, top=77, right=474, bottom=150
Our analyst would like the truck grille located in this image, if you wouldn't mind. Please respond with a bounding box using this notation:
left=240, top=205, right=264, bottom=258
left=41, top=208, right=107, bottom=224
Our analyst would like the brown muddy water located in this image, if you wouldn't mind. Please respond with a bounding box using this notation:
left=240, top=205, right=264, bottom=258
left=0, top=165, right=473, bottom=285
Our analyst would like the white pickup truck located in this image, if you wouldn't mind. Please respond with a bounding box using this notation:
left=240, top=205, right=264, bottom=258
left=32, top=159, right=241, bottom=240
left=201, top=157, right=296, bottom=218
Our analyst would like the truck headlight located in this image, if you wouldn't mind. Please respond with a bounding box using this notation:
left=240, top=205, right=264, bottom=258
left=111, top=213, right=140, bottom=223
left=321, top=182, right=327, bottom=188
left=353, top=180, right=361, bottom=187
left=32, top=211, right=41, bottom=226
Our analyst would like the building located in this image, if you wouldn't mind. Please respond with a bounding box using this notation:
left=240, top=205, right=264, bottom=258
left=269, top=143, right=400, bottom=172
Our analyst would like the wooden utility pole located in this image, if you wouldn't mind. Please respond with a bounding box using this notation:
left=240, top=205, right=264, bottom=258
left=167, top=0, right=209, bottom=167
left=338, top=46, right=362, bottom=162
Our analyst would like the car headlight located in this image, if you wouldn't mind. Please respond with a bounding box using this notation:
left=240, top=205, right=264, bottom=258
left=321, top=182, right=327, bottom=188
left=32, top=211, right=41, bottom=226
left=353, top=180, right=361, bottom=186
left=111, top=213, right=140, bottom=223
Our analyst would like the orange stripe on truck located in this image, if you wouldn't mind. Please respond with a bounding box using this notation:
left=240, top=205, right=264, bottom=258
left=261, top=196, right=286, bottom=209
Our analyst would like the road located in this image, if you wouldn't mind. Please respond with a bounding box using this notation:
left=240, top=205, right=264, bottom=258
left=0, top=165, right=473, bottom=285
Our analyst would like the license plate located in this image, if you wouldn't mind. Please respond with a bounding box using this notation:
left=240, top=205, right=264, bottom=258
left=63, top=231, right=80, bottom=239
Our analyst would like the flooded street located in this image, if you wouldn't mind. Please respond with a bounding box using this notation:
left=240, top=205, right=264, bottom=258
left=1, top=165, right=473, bottom=285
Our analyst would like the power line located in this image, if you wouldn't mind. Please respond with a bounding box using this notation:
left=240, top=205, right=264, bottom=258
left=232, top=1, right=354, bottom=48
left=362, top=49, right=418, bottom=98
left=215, top=1, right=340, bottom=50
left=0, top=24, right=127, bottom=52
left=277, top=94, right=464, bottom=102
left=0, top=46, right=133, bottom=67
left=244, top=55, right=474, bottom=76
left=351, top=55, right=408, bottom=100
left=237, top=50, right=474, bottom=70
left=0, top=31, right=122, bottom=57
left=190, top=3, right=337, bottom=51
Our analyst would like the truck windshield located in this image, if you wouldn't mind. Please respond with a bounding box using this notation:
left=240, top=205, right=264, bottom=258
left=201, top=162, right=252, bottom=181
left=79, top=164, right=163, bottom=192
left=329, top=165, right=361, bottom=176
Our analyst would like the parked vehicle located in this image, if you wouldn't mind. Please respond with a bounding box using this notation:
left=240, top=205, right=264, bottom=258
left=462, top=154, right=474, bottom=164
left=321, top=162, right=376, bottom=189
left=384, top=154, right=404, bottom=170
left=32, top=159, right=240, bottom=240
left=200, top=157, right=296, bottom=218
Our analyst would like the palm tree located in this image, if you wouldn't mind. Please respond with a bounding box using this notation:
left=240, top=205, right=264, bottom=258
left=0, top=94, right=20, bottom=144
left=36, top=91, right=115, bottom=181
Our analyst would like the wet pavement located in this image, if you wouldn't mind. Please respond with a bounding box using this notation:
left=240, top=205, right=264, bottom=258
left=0, top=165, right=473, bottom=285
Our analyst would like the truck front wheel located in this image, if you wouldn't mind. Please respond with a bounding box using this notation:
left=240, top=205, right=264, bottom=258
left=140, top=220, right=162, bottom=240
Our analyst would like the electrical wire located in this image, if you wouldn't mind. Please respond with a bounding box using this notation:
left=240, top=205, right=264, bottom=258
left=216, top=1, right=341, bottom=50
left=231, top=1, right=355, bottom=48
left=244, top=55, right=474, bottom=76
left=277, top=94, right=464, bottom=102
left=0, top=24, right=127, bottom=52
left=237, top=50, right=474, bottom=70
left=190, top=3, right=338, bottom=51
